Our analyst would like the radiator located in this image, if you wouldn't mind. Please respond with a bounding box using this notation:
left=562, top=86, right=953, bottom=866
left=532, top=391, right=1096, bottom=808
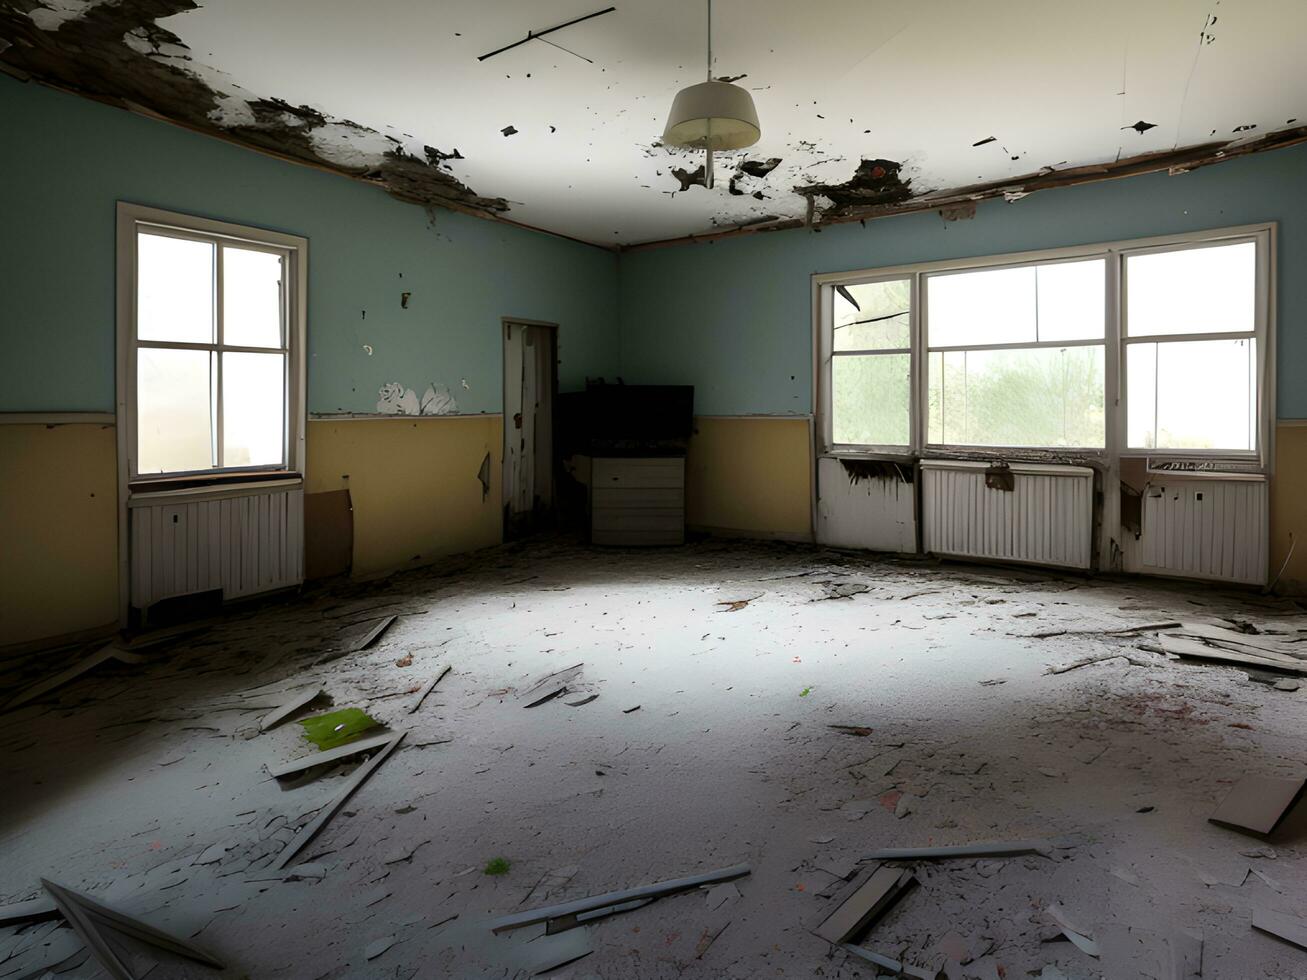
left=921, top=460, right=1094, bottom=569
left=815, top=456, right=917, bottom=554
left=1140, top=477, right=1267, bottom=585
left=130, top=484, right=304, bottom=608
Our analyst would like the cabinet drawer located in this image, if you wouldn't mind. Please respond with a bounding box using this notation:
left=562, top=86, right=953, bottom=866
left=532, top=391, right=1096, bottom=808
left=592, top=487, right=684, bottom=509
left=592, top=457, right=685, bottom=489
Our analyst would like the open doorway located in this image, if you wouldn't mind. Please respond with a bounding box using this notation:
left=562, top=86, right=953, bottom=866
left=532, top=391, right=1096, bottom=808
left=502, top=319, right=558, bottom=539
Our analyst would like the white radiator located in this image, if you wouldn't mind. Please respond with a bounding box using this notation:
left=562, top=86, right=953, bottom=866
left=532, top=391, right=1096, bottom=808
left=1140, top=477, right=1267, bottom=585
left=921, top=460, right=1094, bottom=569
left=815, top=456, right=917, bottom=554
left=130, top=484, right=304, bottom=608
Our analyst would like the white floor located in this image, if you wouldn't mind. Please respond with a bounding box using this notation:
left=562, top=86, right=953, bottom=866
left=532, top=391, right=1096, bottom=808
left=2, top=539, right=1306, bottom=978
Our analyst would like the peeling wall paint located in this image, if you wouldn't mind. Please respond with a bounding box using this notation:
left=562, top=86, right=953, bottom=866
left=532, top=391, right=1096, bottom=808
left=618, top=139, right=1307, bottom=418
left=375, top=383, right=459, bottom=416
left=0, top=77, right=619, bottom=413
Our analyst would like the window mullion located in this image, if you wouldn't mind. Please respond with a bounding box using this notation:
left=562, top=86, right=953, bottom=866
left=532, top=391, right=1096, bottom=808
left=215, top=241, right=224, bottom=469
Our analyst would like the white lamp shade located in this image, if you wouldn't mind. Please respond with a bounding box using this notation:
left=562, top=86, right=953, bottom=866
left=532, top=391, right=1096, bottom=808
left=662, top=80, right=761, bottom=150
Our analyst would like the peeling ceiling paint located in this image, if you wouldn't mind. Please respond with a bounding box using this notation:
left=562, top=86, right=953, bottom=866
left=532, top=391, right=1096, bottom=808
left=2, top=0, right=1306, bottom=247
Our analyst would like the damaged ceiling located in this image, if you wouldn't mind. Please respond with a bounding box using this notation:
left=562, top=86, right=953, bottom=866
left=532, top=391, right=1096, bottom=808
left=2, top=0, right=1306, bottom=246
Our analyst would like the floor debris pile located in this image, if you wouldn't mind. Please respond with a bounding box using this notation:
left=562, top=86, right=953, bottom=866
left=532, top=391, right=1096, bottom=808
left=2, top=538, right=1306, bottom=976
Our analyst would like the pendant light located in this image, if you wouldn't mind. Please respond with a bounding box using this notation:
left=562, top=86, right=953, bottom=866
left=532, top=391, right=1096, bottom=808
left=662, top=0, right=760, bottom=189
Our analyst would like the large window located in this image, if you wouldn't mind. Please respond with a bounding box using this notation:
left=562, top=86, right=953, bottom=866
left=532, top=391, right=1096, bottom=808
left=818, top=225, right=1270, bottom=464
left=119, top=205, right=306, bottom=480
left=925, top=259, right=1105, bottom=448
left=1124, top=241, right=1258, bottom=452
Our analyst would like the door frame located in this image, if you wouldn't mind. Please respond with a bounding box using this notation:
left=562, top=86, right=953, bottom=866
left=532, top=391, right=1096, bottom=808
left=500, top=317, right=559, bottom=536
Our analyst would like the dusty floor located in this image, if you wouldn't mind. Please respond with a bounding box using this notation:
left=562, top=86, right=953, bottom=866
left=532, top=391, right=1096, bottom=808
left=3, top=538, right=1307, bottom=979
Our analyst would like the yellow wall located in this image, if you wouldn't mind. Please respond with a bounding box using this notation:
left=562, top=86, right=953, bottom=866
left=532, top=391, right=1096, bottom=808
left=685, top=416, right=812, bottom=540
left=0, top=424, right=119, bottom=646
left=306, top=417, right=503, bottom=577
left=1272, top=422, right=1307, bottom=594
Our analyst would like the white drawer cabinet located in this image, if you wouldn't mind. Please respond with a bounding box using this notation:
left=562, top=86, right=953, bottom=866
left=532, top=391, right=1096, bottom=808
left=591, top=457, right=685, bottom=546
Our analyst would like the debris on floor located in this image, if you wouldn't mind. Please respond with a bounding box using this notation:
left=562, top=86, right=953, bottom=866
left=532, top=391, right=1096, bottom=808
left=408, top=664, right=452, bottom=713
left=5, top=539, right=1307, bottom=977
left=259, top=687, right=325, bottom=731
left=1209, top=774, right=1307, bottom=836
left=297, top=706, right=380, bottom=749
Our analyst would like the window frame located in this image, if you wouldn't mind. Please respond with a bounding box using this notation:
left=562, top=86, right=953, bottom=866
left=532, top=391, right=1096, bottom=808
left=921, top=253, right=1110, bottom=453
left=116, top=203, right=308, bottom=485
left=1118, top=234, right=1269, bottom=459
left=813, top=223, right=1275, bottom=469
left=822, top=272, right=916, bottom=454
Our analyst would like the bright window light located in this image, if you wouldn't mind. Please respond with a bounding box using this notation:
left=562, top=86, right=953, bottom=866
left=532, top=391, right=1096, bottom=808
left=134, top=230, right=289, bottom=476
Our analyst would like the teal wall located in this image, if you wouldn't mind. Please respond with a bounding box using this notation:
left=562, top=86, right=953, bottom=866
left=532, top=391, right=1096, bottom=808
left=5, top=73, right=1305, bottom=421
left=618, top=143, right=1307, bottom=418
left=0, top=76, right=618, bottom=415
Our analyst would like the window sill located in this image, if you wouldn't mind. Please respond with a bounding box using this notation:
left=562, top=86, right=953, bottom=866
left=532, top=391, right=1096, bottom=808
left=128, top=471, right=303, bottom=506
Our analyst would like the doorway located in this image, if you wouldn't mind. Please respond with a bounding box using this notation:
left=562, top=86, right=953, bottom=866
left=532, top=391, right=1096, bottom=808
left=502, top=319, right=557, bottom=538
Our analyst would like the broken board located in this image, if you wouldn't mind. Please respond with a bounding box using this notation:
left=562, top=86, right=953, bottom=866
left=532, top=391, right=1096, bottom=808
left=272, top=731, right=407, bottom=869
left=1252, top=908, right=1307, bottom=950
left=490, top=864, right=750, bottom=934
left=259, top=688, right=323, bottom=732
left=41, top=878, right=223, bottom=978
left=813, top=865, right=915, bottom=945
left=865, top=840, right=1050, bottom=861
left=267, top=731, right=397, bottom=779
left=408, top=665, right=452, bottom=713
left=1209, top=774, right=1307, bottom=836
left=4, top=646, right=148, bottom=710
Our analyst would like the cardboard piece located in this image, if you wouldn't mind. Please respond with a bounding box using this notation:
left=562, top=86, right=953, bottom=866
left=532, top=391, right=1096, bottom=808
left=1209, top=775, right=1307, bottom=836
left=304, top=489, right=353, bottom=580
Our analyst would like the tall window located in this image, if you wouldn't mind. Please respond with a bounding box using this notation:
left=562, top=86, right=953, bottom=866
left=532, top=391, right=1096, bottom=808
left=818, top=225, right=1270, bottom=464
left=831, top=278, right=911, bottom=448
left=121, top=207, right=305, bottom=480
left=1124, top=241, right=1258, bottom=453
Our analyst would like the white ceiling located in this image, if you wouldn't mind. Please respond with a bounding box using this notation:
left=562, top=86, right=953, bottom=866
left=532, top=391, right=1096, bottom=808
left=140, top=0, right=1307, bottom=244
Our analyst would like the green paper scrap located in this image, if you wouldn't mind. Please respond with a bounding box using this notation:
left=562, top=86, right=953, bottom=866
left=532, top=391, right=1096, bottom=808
left=298, top=707, right=381, bottom=750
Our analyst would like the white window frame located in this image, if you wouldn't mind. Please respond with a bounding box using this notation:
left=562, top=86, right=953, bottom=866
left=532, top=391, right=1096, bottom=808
left=115, top=203, right=308, bottom=626
left=921, top=253, right=1111, bottom=453
left=813, top=223, right=1275, bottom=470
left=1119, top=234, right=1270, bottom=460
left=115, top=203, right=308, bottom=483
left=823, top=272, right=916, bottom=454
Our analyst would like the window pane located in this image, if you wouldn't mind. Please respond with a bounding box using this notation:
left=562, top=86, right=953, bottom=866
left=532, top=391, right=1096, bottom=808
left=1126, top=339, right=1255, bottom=451
left=1126, top=241, right=1256, bottom=336
left=222, top=352, right=285, bottom=467
left=834, top=279, right=910, bottom=350
left=137, top=232, right=214, bottom=344
left=927, top=266, right=1036, bottom=347
left=224, top=246, right=284, bottom=348
left=927, top=260, right=1106, bottom=348
left=927, top=346, right=1105, bottom=447
left=1035, top=259, right=1105, bottom=341
left=832, top=353, right=910, bottom=446
left=137, top=348, right=214, bottom=474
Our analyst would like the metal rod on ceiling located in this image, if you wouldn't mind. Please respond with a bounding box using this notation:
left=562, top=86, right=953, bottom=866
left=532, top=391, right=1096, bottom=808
left=477, top=6, right=616, bottom=62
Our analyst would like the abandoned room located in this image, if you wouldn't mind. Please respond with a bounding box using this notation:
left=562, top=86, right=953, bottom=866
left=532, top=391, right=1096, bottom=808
left=5, top=2, right=1307, bottom=978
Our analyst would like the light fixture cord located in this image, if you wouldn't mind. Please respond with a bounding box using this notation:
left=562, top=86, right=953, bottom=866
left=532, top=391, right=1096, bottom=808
left=705, top=0, right=714, bottom=188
